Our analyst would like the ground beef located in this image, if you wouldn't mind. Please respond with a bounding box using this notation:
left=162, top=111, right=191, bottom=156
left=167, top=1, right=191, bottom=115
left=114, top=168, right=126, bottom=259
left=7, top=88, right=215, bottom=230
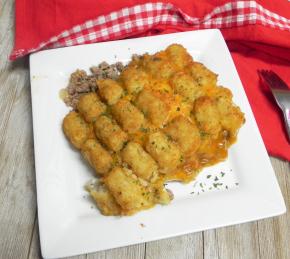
left=90, top=61, right=124, bottom=80
left=62, top=61, right=125, bottom=109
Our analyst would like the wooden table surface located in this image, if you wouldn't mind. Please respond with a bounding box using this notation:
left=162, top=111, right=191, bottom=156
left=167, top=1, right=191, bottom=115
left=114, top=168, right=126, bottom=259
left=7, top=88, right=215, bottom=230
left=1, top=1, right=290, bottom=259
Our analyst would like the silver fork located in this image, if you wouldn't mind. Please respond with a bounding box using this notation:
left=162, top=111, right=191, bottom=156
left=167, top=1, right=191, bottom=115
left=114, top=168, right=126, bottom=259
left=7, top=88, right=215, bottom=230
left=258, top=70, right=290, bottom=142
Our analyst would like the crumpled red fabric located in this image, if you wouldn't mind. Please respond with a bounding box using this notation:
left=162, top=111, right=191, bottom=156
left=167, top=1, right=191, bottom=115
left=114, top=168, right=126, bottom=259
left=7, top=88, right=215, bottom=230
left=11, top=0, right=290, bottom=160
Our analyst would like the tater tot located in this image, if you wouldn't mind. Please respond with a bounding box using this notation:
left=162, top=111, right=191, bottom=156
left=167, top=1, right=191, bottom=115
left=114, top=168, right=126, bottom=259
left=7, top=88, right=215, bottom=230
left=165, top=44, right=193, bottom=69
left=77, top=92, right=106, bottom=123
left=188, top=62, right=217, bottom=89
left=214, top=86, right=233, bottom=100
left=121, top=67, right=149, bottom=94
left=171, top=72, right=202, bottom=102
left=151, top=182, right=172, bottom=205
left=164, top=116, right=201, bottom=155
left=144, top=53, right=176, bottom=79
left=193, top=96, right=221, bottom=137
left=145, top=132, right=182, bottom=173
left=94, top=115, right=128, bottom=152
left=97, top=79, right=124, bottom=105
left=151, top=80, right=173, bottom=95
left=214, top=87, right=245, bottom=139
left=219, top=105, right=245, bottom=140
left=86, top=180, right=121, bottom=216
left=135, top=89, right=169, bottom=127
left=112, top=99, right=145, bottom=133
left=62, top=111, right=93, bottom=149
left=81, top=139, right=113, bottom=175
left=121, top=142, right=158, bottom=181
left=104, top=167, right=154, bottom=214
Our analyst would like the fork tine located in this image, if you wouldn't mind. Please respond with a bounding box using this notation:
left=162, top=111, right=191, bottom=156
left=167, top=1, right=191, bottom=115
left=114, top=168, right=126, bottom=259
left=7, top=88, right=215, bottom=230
left=268, top=70, right=289, bottom=90
left=258, top=69, right=266, bottom=79
left=263, top=71, right=274, bottom=85
left=258, top=69, right=272, bottom=86
left=258, top=69, right=289, bottom=90
left=267, top=71, right=281, bottom=89
left=258, top=69, right=270, bottom=80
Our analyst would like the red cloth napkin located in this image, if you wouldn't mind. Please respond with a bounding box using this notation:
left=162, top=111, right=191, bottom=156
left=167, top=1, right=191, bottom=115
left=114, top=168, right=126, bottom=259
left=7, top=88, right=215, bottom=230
left=11, top=0, right=290, bottom=160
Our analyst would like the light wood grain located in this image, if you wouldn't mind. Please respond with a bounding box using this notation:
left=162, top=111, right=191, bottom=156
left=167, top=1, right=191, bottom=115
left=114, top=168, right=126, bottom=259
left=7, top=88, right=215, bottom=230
left=257, top=158, right=290, bottom=259
left=0, top=61, right=36, bottom=259
left=0, top=0, right=15, bottom=70
left=28, top=220, right=41, bottom=259
left=0, top=0, right=289, bottom=259
left=214, top=223, right=260, bottom=259
left=203, top=230, right=219, bottom=259
left=0, top=1, right=37, bottom=259
left=145, top=233, right=203, bottom=259
left=87, top=244, right=145, bottom=259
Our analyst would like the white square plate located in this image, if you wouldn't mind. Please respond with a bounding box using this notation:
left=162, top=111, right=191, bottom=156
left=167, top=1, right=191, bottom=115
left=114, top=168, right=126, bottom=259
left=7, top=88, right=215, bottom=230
left=30, top=29, right=286, bottom=259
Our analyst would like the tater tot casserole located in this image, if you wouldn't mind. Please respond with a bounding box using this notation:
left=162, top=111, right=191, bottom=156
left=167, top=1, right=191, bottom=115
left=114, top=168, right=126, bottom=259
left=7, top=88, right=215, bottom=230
left=62, top=44, right=245, bottom=216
